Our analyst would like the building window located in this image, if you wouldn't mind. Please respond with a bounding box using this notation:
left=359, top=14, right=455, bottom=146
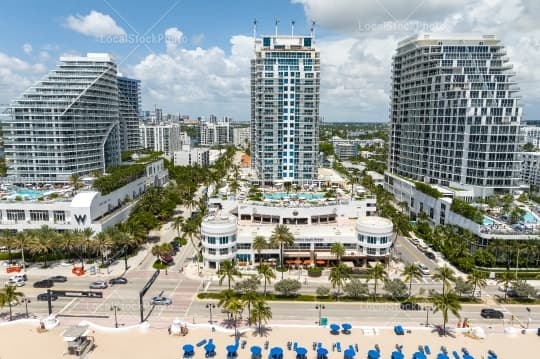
left=29, top=210, right=49, bottom=222
left=237, top=243, right=251, bottom=250
left=380, top=237, right=388, bottom=244
left=219, top=248, right=229, bottom=255
left=367, top=236, right=377, bottom=244
left=207, top=237, right=216, bottom=244
left=367, top=248, right=377, bottom=255
left=53, top=211, right=66, bottom=223
left=219, top=237, right=229, bottom=245
left=6, top=210, right=25, bottom=221
left=208, top=248, right=216, bottom=255
left=379, top=248, right=387, bottom=255
left=357, top=235, right=364, bottom=242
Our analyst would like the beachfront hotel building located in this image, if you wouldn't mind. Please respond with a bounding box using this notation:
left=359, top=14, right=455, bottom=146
left=118, top=76, right=142, bottom=152
left=0, top=159, right=168, bottom=234
left=200, top=197, right=394, bottom=270
left=4, top=53, right=123, bottom=184
left=386, top=34, right=522, bottom=199
left=250, top=34, right=320, bottom=185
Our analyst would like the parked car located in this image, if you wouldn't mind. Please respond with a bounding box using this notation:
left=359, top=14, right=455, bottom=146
left=37, top=292, right=58, bottom=301
left=400, top=301, right=421, bottom=311
left=5, top=277, right=25, bottom=287
left=33, top=280, right=54, bottom=288
left=425, top=251, right=436, bottom=260
left=416, top=263, right=431, bottom=276
left=480, top=308, right=504, bottom=319
left=160, top=255, right=174, bottom=264
left=89, top=280, right=108, bottom=289
left=48, top=275, right=68, bottom=283
left=149, top=296, right=172, bottom=305
left=109, top=277, right=128, bottom=285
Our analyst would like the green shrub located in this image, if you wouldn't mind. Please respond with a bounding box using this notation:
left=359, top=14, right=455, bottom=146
left=276, top=266, right=288, bottom=273
left=451, top=198, right=483, bottom=224
left=415, top=182, right=442, bottom=199
left=308, top=267, right=322, bottom=277
left=93, top=164, right=145, bottom=195
left=152, top=261, right=169, bottom=270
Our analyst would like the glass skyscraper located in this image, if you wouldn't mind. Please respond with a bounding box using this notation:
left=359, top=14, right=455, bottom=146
left=118, top=76, right=141, bottom=152
left=388, top=34, right=522, bottom=198
left=4, top=53, right=121, bottom=183
left=251, top=35, right=320, bottom=184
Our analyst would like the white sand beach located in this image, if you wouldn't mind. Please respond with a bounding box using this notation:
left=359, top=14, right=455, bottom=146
left=0, top=321, right=538, bottom=359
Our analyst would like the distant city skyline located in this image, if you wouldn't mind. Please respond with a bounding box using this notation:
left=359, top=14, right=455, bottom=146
left=1, top=1, right=540, bottom=122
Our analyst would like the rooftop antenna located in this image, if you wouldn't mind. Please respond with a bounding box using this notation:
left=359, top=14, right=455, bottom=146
left=291, top=19, right=295, bottom=37
left=275, top=19, right=279, bottom=37
left=310, top=20, right=316, bottom=39
left=253, top=18, right=257, bottom=40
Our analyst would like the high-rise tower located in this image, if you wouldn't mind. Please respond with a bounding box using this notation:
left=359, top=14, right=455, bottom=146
left=118, top=76, right=141, bottom=151
left=388, top=34, right=522, bottom=198
left=4, top=53, right=121, bottom=183
left=251, top=35, right=320, bottom=184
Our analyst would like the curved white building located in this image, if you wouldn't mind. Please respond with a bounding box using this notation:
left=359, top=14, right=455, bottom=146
left=200, top=215, right=237, bottom=270
left=356, top=216, right=394, bottom=256
left=202, top=197, right=394, bottom=269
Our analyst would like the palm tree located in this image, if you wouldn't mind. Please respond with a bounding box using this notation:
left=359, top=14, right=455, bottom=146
left=269, top=224, right=295, bottom=278
left=252, top=235, right=267, bottom=266
left=367, top=262, right=388, bottom=298
left=94, top=230, right=114, bottom=266
left=28, top=226, right=56, bottom=267
left=226, top=298, right=245, bottom=339
left=151, top=245, right=163, bottom=263
left=329, top=263, right=350, bottom=297
left=257, top=264, right=275, bottom=296
left=13, top=231, right=31, bottom=272
left=0, top=285, right=24, bottom=321
left=330, top=243, right=345, bottom=264
left=250, top=299, right=272, bottom=334
left=432, top=266, right=456, bottom=296
left=69, top=173, right=83, bottom=190
left=431, top=291, right=461, bottom=335
left=241, top=291, right=260, bottom=324
left=0, top=233, right=17, bottom=264
left=217, top=289, right=236, bottom=314
left=466, top=269, right=488, bottom=298
left=497, top=271, right=516, bottom=300
left=402, top=263, right=422, bottom=298
left=218, top=260, right=242, bottom=289
left=172, top=216, right=184, bottom=237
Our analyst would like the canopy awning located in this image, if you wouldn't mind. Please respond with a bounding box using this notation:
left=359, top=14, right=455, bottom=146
left=284, top=252, right=310, bottom=258
left=62, top=325, right=90, bottom=341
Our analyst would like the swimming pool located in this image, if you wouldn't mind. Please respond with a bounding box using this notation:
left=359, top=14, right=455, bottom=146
left=483, top=216, right=496, bottom=226
left=263, top=192, right=324, bottom=200
left=522, top=211, right=539, bottom=224
left=7, top=188, right=50, bottom=200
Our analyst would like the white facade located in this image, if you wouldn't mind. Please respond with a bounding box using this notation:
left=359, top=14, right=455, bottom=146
left=139, top=122, right=181, bottom=157
left=523, top=126, right=540, bottom=148
left=0, top=160, right=168, bottom=234
left=388, top=34, right=522, bottom=198
left=173, top=148, right=210, bottom=167
left=198, top=119, right=232, bottom=146
left=521, top=152, right=540, bottom=188
left=233, top=127, right=250, bottom=148
left=5, top=53, right=122, bottom=183
left=251, top=35, right=320, bottom=183
left=200, top=197, right=393, bottom=270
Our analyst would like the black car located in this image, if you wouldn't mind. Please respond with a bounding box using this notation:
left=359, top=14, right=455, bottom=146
left=109, top=277, right=128, bottom=285
left=33, top=280, right=54, bottom=288
left=37, top=292, right=58, bottom=301
left=48, top=275, right=68, bottom=283
left=425, top=251, right=436, bottom=260
left=480, top=308, right=504, bottom=319
left=400, top=301, right=421, bottom=311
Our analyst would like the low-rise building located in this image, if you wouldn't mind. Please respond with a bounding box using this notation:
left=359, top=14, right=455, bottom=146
left=0, top=159, right=168, bottom=234
left=173, top=148, right=210, bottom=167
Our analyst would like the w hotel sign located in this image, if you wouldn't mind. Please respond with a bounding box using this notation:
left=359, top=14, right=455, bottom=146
left=74, top=214, right=87, bottom=225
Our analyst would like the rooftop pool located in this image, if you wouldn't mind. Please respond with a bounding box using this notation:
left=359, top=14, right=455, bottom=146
left=263, top=192, right=324, bottom=200
left=2, top=187, right=54, bottom=201
left=482, top=216, right=496, bottom=226
left=522, top=210, right=539, bottom=224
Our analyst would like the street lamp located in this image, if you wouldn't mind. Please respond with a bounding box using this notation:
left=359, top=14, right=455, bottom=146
left=423, top=306, right=432, bottom=327
left=111, top=305, right=121, bottom=328
left=315, top=304, right=325, bottom=325
left=21, top=297, right=31, bottom=319
left=206, top=303, right=216, bottom=324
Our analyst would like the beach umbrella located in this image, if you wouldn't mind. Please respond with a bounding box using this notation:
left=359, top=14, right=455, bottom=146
left=250, top=346, right=262, bottom=356
left=296, top=347, right=308, bottom=356
left=436, top=354, right=449, bottom=359
left=330, top=323, right=340, bottom=332
left=344, top=349, right=356, bottom=358
left=341, top=323, right=352, bottom=332
left=367, top=349, right=380, bottom=359
left=317, top=347, right=329, bottom=356
left=391, top=351, right=404, bottom=359
left=204, top=343, right=215, bottom=352
left=270, top=347, right=283, bottom=359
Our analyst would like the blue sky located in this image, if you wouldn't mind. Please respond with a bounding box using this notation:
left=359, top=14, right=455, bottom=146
left=1, top=0, right=539, bottom=122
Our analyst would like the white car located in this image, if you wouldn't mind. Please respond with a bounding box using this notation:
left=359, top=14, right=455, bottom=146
left=417, top=263, right=431, bottom=276
left=5, top=277, right=25, bottom=287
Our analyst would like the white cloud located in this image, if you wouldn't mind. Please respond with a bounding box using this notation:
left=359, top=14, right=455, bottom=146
left=0, top=53, right=46, bottom=104
left=65, top=10, right=126, bottom=38
left=22, top=43, right=32, bottom=55
left=164, top=27, right=183, bottom=52
left=191, top=33, right=205, bottom=45
left=130, top=31, right=252, bottom=119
